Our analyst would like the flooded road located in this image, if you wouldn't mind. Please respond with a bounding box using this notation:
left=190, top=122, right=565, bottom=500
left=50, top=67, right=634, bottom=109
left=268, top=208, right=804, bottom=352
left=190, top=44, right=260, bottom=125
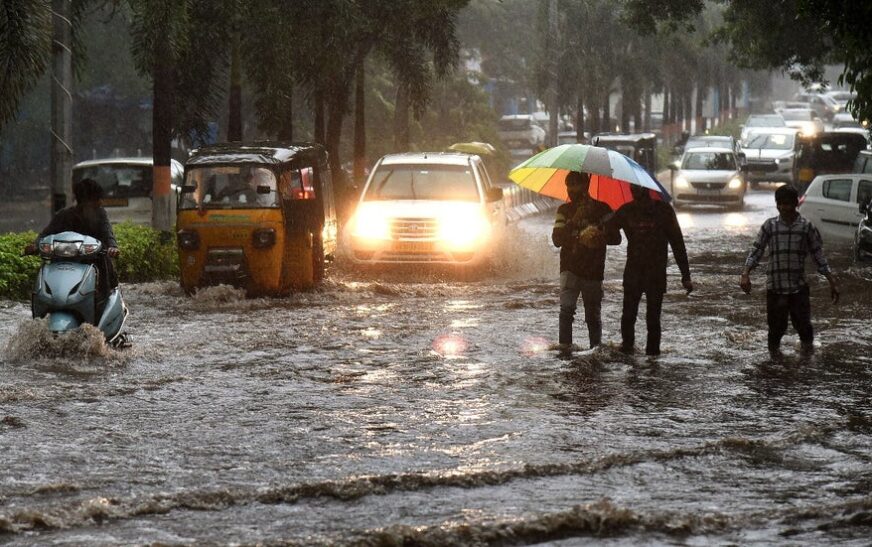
left=2, top=188, right=872, bottom=545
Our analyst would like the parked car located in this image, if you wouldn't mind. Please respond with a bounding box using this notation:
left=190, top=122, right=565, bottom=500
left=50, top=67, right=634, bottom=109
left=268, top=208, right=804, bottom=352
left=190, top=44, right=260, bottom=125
left=826, top=90, right=856, bottom=110
left=798, top=174, right=872, bottom=243
left=497, top=115, right=546, bottom=152
left=794, top=92, right=841, bottom=121
left=347, top=152, right=505, bottom=268
left=773, top=100, right=812, bottom=113
left=591, top=133, right=658, bottom=177
left=742, top=128, right=800, bottom=187
left=854, top=150, right=872, bottom=174
left=669, top=147, right=745, bottom=209
left=855, top=197, right=872, bottom=262
left=740, top=114, right=786, bottom=143
left=557, top=131, right=590, bottom=145
left=72, top=157, right=183, bottom=225
left=832, top=112, right=863, bottom=130
left=792, top=131, right=868, bottom=192
left=780, top=108, right=825, bottom=136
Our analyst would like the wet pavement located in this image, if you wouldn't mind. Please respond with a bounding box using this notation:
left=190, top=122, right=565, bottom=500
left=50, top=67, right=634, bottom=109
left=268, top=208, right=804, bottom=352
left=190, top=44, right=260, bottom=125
left=2, top=188, right=872, bottom=545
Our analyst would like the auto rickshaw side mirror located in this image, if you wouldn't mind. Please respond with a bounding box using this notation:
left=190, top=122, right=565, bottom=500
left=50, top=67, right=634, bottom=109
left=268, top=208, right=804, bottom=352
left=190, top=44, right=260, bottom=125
left=180, top=185, right=197, bottom=193
left=487, top=187, right=504, bottom=202
left=256, top=185, right=272, bottom=194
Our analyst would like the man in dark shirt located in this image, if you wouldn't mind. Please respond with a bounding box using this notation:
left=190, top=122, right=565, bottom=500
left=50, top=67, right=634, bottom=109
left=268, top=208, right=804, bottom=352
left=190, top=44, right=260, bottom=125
left=552, top=171, right=621, bottom=349
left=608, top=185, right=693, bottom=356
left=30, top=178, right=121, bottom=297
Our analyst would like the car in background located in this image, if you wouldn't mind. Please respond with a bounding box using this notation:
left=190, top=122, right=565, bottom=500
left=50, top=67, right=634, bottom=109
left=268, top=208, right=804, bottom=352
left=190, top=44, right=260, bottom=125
left=792, top=132, right=868, bottom=192
left=591, top=133, right=658, bottom=177
left=740, top=114, right=786, bottom=143
left=347, top=152, right=505, bottom=268
left=825, top=90, right=856, bottom=111
left=780, top=108, right=825, bottom=136
left=683, top=135, right=744, bottom=158
left=72, top=157, right=183, bottom=225
left=742, top=128, right=800, bottom=187
left=855, top=198, right=872, bottom=262
left=773, top=100, right=812, bottom=113
left=832, top=112, right=864, bottom=130
left=670, top=147, right=745, bottom=209
left=799, top=174, right=872, bottom=244
left=794, top=92, right=841, bottom=121
left=497, top=115, right=546, bottom=154
left=557, top=131, right=590, bottom=145
left=854, top=150, right=872, bottom=174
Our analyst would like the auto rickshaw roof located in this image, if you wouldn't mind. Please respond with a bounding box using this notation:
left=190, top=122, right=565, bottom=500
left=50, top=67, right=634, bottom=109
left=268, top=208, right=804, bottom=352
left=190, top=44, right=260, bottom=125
left=592, top=133, right=658, bottom=144
left=186, top=142, right=325, bottom=166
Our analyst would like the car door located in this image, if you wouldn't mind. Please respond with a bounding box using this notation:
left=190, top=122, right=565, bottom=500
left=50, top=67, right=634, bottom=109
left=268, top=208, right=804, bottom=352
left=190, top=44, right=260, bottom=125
left=814, top=177, right=856, bottom=241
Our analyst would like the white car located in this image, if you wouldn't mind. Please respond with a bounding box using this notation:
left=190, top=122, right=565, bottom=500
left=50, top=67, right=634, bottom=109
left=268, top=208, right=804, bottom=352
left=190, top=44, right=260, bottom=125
left=671, top=147, right=745, bottom=209
left=780, top=108, right=825, bottom=136
left=347, top=153, right=505, bottom=267
left=72, top=157, right=184, bottom=225
left=740, top=114, right=786, bottom=143
left=799, top=174, right=872, bottom=243
left=498, top=115, right=546, bottom=151
left=742, top=128, right=800, bottom=186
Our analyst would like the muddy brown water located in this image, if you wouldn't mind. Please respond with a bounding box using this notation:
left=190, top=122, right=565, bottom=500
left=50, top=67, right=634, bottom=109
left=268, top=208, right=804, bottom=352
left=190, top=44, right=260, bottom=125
left=2, top=190, right=871, bottom=545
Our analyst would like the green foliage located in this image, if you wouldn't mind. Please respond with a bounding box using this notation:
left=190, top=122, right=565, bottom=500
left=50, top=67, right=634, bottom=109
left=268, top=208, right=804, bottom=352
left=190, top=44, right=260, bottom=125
left=113, top=222, right=178, bottom=283
left=0, top=231, right=41, bottom=301
left=0, top=0, right=51, bottom=129
left=0, top=224, right=178, bottom=301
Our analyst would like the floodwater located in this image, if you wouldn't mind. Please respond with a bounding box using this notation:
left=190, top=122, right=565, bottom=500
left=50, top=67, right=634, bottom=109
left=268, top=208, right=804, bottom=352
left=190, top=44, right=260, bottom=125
left=2, top=189, right=872, bottom=545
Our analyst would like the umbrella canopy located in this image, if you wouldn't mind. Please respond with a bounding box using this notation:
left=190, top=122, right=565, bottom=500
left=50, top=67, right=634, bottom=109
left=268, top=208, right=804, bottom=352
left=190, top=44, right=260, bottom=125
left=508, top=143, right=670, bottom=210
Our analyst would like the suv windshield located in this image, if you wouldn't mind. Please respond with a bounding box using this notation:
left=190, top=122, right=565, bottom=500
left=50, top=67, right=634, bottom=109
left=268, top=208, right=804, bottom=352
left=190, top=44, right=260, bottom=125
left=748, top=116, right=785, bottom=127
left=180, top=165, right=278, bottom=209
left=682, top=152, right=736, bottom=170
left=364, top=164, right=479, bottom=201
left=782, top=110, right=814, bottom=121
left=73, top=164, right=152, bottom=198
left=499, top=118, right=531, bottom=131
left=747, top=133, right=795, bottom=150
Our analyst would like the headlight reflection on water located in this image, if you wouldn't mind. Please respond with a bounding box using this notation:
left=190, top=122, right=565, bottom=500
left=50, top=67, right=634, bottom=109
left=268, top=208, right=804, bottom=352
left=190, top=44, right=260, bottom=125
left=520, top=336, right=550, bottom=356
left=432, top=333, right=469, bottom=357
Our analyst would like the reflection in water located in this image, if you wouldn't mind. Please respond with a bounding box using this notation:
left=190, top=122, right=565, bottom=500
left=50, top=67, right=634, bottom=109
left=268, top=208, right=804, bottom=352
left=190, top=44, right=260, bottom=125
left=432, top=333, right=469, bottom=357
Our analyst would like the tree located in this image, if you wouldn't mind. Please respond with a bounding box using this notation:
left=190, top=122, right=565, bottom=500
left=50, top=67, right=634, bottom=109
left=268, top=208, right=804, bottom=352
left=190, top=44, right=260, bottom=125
left=0, top=0, right=52, bottom=130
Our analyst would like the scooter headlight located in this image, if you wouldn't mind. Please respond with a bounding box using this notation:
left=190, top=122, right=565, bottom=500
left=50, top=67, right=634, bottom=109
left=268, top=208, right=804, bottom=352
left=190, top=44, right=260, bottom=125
left=53, top=242, right=79, bottom=258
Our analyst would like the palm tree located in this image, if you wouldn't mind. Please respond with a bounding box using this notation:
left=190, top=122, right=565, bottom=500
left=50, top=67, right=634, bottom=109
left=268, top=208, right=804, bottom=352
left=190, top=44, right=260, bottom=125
left=0, top=0, right=52, bottom=130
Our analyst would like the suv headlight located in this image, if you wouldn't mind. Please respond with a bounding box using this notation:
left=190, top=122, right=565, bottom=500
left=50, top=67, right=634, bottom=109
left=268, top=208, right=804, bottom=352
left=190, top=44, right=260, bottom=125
left=728, top=177, right=742, bottom=189
left=438, top=208, right=489, bottom=250
left=674, top=175, right=689, bottom=189
left=353, top=204, right=391, bottom=241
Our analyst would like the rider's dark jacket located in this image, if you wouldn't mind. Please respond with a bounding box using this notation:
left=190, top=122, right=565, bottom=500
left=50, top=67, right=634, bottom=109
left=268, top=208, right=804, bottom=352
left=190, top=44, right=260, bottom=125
left=38, top=205, right=118, bottom=289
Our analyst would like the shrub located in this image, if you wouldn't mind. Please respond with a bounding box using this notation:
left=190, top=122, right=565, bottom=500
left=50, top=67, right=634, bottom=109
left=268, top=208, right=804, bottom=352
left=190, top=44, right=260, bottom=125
left=0, top=223, right=178, bottom=301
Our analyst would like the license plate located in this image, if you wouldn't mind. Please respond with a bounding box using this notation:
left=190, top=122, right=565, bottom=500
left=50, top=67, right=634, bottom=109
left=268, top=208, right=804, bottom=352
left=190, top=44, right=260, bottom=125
left=102, top=198, right=129, bottom=207
left=393, top=240, right=434, bottom=253
left=697, top=188, right=720, bottom=195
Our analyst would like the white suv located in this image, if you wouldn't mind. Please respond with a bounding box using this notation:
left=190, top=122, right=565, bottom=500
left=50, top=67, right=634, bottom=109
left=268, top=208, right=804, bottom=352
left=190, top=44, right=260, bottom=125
left=347, top=153, right=505, bottom=266
left=498, top=115, right=546, bottom=151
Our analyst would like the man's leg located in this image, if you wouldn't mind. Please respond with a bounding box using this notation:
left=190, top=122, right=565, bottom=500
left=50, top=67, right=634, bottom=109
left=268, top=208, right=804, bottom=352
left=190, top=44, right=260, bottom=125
left=559, top=271, right=582, bottom=346
left=789, top=286, right=814, bottom=352
left=579, top=279, right=604, bottom=348
left=621, top=284, right=643, bottom=353
left=766, top=290, right=790, bottom=352
left=644, top=289, right=665, bottom=355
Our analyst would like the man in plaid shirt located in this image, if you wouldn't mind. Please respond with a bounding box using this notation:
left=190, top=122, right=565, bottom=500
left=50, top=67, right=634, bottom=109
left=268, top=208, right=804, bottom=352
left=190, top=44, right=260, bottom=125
left=740, top=185, right=839, bottom=354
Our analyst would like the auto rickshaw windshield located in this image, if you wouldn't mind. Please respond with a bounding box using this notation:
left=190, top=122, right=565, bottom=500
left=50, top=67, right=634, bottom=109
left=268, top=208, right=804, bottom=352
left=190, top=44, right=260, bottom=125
left=181, top=166, right=279, bottom=209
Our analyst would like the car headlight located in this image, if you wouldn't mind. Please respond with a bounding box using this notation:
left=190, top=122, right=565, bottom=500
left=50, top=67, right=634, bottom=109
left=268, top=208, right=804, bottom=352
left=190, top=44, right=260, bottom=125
left=728, top=177, right=742, bottom=189
left=438, top=209, right=490, bottom=250
left=352, top=204, right=391, bottom=241
left=800, top=122, right=817, bottom=135
left=675, top=175, right=689, bottom=189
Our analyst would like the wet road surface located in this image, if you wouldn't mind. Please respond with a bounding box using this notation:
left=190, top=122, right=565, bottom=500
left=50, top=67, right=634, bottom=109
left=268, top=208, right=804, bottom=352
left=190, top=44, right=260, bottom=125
left=2, top=188, right=872, bottom=545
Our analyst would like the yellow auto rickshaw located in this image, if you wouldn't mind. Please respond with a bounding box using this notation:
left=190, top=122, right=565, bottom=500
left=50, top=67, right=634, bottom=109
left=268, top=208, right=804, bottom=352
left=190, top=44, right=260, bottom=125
left=176, top=143, right=338, bottom=295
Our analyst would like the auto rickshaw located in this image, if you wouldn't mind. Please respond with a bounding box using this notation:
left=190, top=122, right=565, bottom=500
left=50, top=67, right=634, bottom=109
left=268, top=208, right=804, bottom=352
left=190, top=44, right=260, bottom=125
left=176, top=143, right=338, bottom=295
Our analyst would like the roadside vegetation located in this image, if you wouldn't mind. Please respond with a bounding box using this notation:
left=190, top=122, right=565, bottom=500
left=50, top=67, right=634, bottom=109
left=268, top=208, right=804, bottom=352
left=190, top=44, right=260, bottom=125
left=0, top=224, right=178, bottom=301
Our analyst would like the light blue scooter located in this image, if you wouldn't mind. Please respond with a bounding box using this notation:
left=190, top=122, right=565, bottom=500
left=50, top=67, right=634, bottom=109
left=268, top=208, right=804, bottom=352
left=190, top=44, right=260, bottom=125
left=30, top=231, right=129, bottom=346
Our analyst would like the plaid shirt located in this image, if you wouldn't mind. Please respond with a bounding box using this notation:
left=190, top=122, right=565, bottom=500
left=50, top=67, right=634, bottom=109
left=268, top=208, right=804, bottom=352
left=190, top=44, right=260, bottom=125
left=744, top=214, right=831, bottom=294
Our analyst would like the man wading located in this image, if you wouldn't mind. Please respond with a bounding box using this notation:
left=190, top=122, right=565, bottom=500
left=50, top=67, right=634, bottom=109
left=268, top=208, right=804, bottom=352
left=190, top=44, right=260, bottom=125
left=740, top=185, right=839, bottom=355
left=552, top=171, right=621, bottom=350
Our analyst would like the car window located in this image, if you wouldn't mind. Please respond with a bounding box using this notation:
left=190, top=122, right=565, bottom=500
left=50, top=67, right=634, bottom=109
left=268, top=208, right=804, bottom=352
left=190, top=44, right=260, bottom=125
left=746, top=133, right=794, bottom=150
left=682, top=152, right=736, bottom=170
left=74, top=164, right=153, bottom=199
left=857, top=180, right=872, bottom=205
left=364, top=164, right=479, bottom=201
left=821, top=179, right=853, bottom=202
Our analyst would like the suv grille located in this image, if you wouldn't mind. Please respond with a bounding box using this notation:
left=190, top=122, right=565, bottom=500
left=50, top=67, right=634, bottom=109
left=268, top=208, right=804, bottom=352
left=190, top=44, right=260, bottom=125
left=390, top=218, right=438, bottom=240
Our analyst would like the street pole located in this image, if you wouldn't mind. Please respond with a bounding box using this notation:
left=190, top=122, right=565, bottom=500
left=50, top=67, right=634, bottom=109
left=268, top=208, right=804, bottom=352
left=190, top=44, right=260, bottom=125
left=547, top=0, right=559, bottom=148
left=51, top=0, right=73, bottom=213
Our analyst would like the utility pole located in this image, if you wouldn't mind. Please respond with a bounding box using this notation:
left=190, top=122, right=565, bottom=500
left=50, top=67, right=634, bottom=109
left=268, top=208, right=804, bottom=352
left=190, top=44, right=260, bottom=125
left=546, top=0, right=559, bottom=148
left=51, top=0, right=73, bottom=213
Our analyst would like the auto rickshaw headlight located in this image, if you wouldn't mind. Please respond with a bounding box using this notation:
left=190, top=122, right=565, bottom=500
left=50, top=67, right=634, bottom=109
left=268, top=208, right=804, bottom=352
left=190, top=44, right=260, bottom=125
left=252, top=228, right=277, bottom=248
left=178, top=230, right=200, bottom=250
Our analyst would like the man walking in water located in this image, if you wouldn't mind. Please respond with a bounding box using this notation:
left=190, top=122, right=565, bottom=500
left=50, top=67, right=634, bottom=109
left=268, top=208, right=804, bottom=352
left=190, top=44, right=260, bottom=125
left=552, top=171, right=621, bottom=350
left=608, top=185, right=693, bottom=356
left=740, top=185, right=839, bottom=355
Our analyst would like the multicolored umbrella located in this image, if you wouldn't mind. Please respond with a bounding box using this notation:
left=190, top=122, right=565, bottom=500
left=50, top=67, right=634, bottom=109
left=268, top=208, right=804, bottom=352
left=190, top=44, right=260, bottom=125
left=508, top=143, right=670, bottom=210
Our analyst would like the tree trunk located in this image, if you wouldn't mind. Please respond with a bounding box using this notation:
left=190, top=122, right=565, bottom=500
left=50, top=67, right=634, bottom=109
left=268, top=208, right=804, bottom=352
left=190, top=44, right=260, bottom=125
left=632, top=83, right=642, bottom=132
left=276, top=84, right=293, bottom=141
left=621, top=83, right=630, bottom=133
left=51, top=0, right=73, bottom=214
left=151, top=51, right=174, bottom=232
left=314, top=89, right=325, bottom=144
left=575, top=92, right=584, bottom=142
left=643, top=86, right=652, bottom=132
left=663, top=87, right=671, bottom=141
left=353, top=62, right=366, bottom=186
left=393, top=81, right=410, bottom=152
left=227, top=31, right=242, bottom=141
left=684, top=91, right=692, bottom=133
left=602, top=91, right=610, bottom=133
left=590, top=98, right=600, bottom=135
left=695, top=83, right=704, bottom=134
left=729, top=84, right=737, bottom=119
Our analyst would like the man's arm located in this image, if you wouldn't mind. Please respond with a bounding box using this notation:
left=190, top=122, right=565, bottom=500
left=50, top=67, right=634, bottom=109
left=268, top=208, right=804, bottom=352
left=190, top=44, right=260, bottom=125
left=551, top=205, right=575, bottom=248
left=807, top=222, right=839, bottom=303
left=664, top=206, right=691, bottom=287
left=600, top=209, right=621, bottom=245
left=740, top=221, right=771, bottom=293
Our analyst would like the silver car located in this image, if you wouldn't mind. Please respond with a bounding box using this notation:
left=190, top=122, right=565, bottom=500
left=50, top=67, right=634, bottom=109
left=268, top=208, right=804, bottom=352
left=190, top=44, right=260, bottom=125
left=742, top=128, right=800, bottom=186
left=671, top=147, right=745, bottom=209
